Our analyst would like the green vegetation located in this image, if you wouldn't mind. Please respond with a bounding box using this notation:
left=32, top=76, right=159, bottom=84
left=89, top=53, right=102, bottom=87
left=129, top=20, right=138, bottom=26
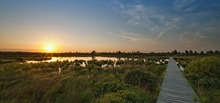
left=0, top=55, right=166, bottom=103
left=2, top=50, right=219, bottom=103
left=176, top=56, right=220, bottom=103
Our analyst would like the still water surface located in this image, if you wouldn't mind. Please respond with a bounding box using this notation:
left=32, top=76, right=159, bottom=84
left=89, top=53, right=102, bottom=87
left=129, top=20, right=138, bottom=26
left=27, top=57, right=126, bottom=63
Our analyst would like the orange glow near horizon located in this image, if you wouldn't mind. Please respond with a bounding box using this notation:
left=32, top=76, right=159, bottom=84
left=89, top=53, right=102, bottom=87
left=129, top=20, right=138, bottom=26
left=44, top=43, right=56, bottom=53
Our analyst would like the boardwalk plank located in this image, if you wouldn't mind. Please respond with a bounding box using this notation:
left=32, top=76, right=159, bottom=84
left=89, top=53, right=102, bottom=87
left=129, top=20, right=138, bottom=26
left=157, top=57, right=201, bottom=103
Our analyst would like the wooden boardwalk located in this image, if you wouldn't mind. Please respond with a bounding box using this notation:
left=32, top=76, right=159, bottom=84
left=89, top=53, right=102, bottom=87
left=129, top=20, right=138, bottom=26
left=157, top=57, right=201, bottom=103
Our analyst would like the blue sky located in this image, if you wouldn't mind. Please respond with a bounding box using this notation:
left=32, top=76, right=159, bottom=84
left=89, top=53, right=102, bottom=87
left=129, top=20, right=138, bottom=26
left=0, top=0, right=220, bottom=52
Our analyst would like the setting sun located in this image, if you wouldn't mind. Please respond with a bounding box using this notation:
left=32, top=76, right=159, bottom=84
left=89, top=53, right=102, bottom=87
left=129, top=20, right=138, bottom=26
left=44, top=44, right=55, bottom=53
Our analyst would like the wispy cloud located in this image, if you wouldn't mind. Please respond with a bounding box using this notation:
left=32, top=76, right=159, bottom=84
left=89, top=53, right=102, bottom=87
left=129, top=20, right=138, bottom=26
left=180, top=32, right=205, bottom=43
left=121, top=4, right=151, bottom=26
left=157, top=24, right=177, bottom=38
left=111, top=1, right=163, bottom=27
left=112, top=2, right=180, bottom=38
left=173, top=0, right=196, bottom=12
left=107, top=30, right=166, bottom=52
left=119, top=31, right=145, bottom=41
left=110, top=0, right=220, bottom=49
left=109, top=31, right=159, bottom=44
left=157, top=32, right=164, bottom=38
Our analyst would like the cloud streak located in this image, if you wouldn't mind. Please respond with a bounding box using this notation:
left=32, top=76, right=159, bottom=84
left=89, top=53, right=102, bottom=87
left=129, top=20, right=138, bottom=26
left=109, top=0, right=220, bottom=51
left=108, top=31, right=159, bottom=44
left=112, top=1, right=181, bottom=38
left=173, top=0, right=196, bottom=12
left=180, top=32, right=206, bottom=43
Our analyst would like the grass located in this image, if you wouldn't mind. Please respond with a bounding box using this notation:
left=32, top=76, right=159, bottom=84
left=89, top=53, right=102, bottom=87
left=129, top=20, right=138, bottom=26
left=176, top=55, right=220, bottom=103
left=0, top=56, right=167, bottom=103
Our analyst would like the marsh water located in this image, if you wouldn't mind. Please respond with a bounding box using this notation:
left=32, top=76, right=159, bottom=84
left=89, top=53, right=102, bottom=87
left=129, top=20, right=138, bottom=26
left=26, top=56, right=130, bottom=63
left=26, top=56, right=169, bottom=67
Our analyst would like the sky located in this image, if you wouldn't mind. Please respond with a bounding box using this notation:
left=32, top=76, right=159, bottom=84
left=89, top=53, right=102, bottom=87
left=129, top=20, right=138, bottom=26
left=0, top=0, right=220, bottom=52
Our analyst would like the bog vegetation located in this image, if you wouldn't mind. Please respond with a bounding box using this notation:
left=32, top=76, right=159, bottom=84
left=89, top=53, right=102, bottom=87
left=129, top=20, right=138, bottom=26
left=175, top=55, right=220, bottom=103
left=0, top=53, right=167, bottom=103
left=0, top=51, right=219, bottom=103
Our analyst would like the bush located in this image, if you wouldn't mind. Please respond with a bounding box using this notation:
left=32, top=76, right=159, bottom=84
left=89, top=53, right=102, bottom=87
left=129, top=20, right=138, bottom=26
left=185, top=56, right=220, bottom=103
left=185, top=57, right=220, bottom=88
left=197, top=77, right=220, bottom=89
left=93, top=92, right=126, bottom=103
left=93, top=87, right=150, bottom=103
left=124, top=69, right=158, bottom=91
left=94, top=80, right=130, bottom=98
left=124, top=70, right=145, bottom=86
left=186, top=57, right=220, bottom=77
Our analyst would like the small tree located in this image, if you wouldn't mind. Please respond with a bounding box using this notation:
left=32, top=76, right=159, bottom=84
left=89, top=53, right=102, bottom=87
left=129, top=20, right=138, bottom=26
left=189, top=50, right=193, bottom=54
left=185, top=50, right=189, bottom=54
left=207, top=50, right=214, bottom=54
left=214, top=50, right=219, bottom=54
left=172, top=50, right=178, bottom=55
left=91, top=50, right=96, bottom=59
left=91, top=50, right=96, bottom=55
left=194, top=51, right=198, bottom=55
left=200, top=51, right=204, bottom=55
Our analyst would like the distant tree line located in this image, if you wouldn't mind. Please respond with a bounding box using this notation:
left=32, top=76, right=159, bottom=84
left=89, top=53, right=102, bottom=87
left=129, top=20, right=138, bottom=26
left=171, top=50, right=220, bottom=55
left=0, top=50, right=219, bottom=61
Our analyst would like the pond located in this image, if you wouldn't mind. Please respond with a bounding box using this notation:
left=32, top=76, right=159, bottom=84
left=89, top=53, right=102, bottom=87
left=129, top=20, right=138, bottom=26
left=26, top=57, right=168, bottom=65
left=26, top=56, right=130, bottom=63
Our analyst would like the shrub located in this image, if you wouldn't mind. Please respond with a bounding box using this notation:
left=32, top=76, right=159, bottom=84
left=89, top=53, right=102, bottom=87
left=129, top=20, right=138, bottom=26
left=185, top=56, right=220, bottom=88
left=94, top=80, right=130, bottom=98
left=93, top=92, right=126, bottom=103
left=124, top=69, right=158, bottom=91
left=93, top=87, right=150, bottom=103
left=185, top=56, right=220, bottom=103
left=186, top=57, right=220, bottom=77
left=124, top=70, right=145, bottom=86
left=116, top=60, right=125, bottom=65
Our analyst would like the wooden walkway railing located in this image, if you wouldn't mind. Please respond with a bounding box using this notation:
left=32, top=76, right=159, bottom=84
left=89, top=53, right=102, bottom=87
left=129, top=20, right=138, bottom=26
left=157, top=57, right=201, bottom=103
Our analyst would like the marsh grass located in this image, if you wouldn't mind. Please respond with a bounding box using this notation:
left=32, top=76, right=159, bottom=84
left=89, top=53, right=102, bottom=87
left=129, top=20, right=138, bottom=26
left=177, top=56, right=220, bottom=103
left=0, top=57, right=167, bottom=103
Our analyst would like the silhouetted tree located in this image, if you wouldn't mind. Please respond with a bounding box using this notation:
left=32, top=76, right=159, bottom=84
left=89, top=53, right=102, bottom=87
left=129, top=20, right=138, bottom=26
left=136, top=51, right=140, bottom=54
left=117, top=51, right=122, bottom=54
left=91, top=50, right=96, bottom=54
left=172, top=50, right=178, bottom=55
left=214, top=50, right=219, bottom=54
left=150, top=52, right=154, bottom=54
left=194, top=51, right=198, bottom=55
left=189, top=50, right=193, bottom=54
left=91, top=50, right=96, bottom=59
left=207, top=50, right=214, bottom=54
left=200, top=51, right=204, bottom=55
left=185, top=50, right=189, bottom=54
